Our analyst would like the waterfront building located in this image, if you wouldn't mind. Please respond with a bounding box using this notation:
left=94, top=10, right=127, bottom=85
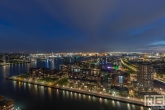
left=68, top=68, right=102, bottom=87
left=112, top=73, right=130, bottom=86
left=136, top=63, right=154, bottom=91
left=29, top=68, right=54, bottom=78
left=110, top=86, right=129, bottom=96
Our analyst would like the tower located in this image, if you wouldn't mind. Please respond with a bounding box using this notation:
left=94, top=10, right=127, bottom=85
left=137, top=63, right=154, bottom=91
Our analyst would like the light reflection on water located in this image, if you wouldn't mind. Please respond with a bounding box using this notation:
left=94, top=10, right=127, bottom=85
left=40, top=86, right=45, bottom=96
left=34, top=85, right=38, bottom=93
left=141, top=106, right=144, bottom=110
left=127, top=103, right=131, bottom=110
left=99, top=98, right=102, bottom=103
left=83, top=94, right=85, bottom=100
left=10, top=81, right=148, bottom=110
left=23, top=83, right=26, bottom=90
left=48, top=87, right=52, bottom=98
left=56, top=89, right=59, bottom=99
left=66, top=91, right=69, bottom=99
left=104, top=99, right=108, bottom=104
left=2, top=65, right=7, bottom=78
left=92, top=96, right=95, bottom=101
left=18, top=81, right=21, bottom=89
left=74, top=92, right=77, bottom=100
left=112, top=100, right=115, bottom=107
left=13, top=81, right=16, bottom=91
left=78, top=93, right=81, bottom=101
left=70, top=91, right=73, bottom=99
left=62, top=90, right=65, bottom=99
left=51, top=61, right=55, bottom=69
left=88, top=95, right=91, bottom=102
left=132, top=104, right=135, bottom=110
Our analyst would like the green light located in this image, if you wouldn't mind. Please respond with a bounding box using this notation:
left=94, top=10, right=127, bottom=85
left=114, top=65, right=118, bottom=70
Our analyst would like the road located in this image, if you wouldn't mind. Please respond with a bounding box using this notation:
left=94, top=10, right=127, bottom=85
left=120, top=59, right=137, bottom=71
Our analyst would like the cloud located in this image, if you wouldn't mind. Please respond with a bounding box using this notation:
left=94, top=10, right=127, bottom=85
left=137, top=45, right=165, bottom=52
left=149, top=41, right=165, bottom=45
left=1, top=0, right=165, bottom=52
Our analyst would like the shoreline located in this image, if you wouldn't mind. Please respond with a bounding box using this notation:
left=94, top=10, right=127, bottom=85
left=7, top=77, right=145, bottom=107
left=0, top=62, right=31, bottom=66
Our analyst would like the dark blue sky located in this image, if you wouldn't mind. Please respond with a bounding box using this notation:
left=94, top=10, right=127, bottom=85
left=1, top=0, right=165, bottom=53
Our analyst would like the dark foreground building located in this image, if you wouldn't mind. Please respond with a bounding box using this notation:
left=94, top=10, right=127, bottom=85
left=0, top=95, right=14, bottom=110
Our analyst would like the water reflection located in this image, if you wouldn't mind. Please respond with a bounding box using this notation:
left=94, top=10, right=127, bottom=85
left=70, top=92, right=73, bottom=99
left=104, top=99, right=108, bottom=104
left=116, top=101, right=121, bottom=108
left=51, top=60, right=55, bottom=69
left=56, top=89, right=59, bottom=98
left=99, top=98, right=102, bottom=103
left=78, top=93, right=81, bottom=101
left=46, top=59, right=49, bottom=68
left=66, top=91, right=69, bottom=98
left=13, top=81, right=16, bottom=91
left=83, top=94, right=85, bottom=100
left=127, top=103, right=131, bottom=110
left=92, top=96, right=96, bottom=101
left=2, top=65, right=8, bottom=78
left=88, top=95, right=91, bottom=102
left=112, top=100, right=116, bottom=107
left=40, top=86, right=45, bottom=97
left=74, top=92, right=77, bottom=100
left=132, top=104, right=135, bottom=110
left=10, top=82, right=149, bottom=110
left=18, top=81, right=21, bottom=89
left=62, top=90, right=65, bottom=99
left=34, top=85, right=38, bottom=93
left=48, top=87, right=52, bottom=98
left=23, top=83, right=26, bottom=91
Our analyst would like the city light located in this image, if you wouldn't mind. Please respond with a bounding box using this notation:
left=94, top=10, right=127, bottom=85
left=4, top=52, right=165, bottom=109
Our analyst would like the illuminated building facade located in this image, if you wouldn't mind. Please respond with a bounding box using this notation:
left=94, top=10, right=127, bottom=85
left=29, top=68, right=59, bottom=78
left=112, top=73, right=130, bottom=86
left=137, top=63, right=154, bottom=91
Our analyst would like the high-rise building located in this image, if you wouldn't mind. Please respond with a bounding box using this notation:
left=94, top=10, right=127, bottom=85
left=137, top=63, right=154, bottom=91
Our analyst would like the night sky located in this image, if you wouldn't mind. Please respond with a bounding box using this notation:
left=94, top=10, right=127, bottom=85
left=1, top=0, right=165, bottom=53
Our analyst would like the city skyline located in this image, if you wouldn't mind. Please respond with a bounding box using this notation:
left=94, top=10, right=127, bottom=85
left=1, top=0, right=165, bottom=52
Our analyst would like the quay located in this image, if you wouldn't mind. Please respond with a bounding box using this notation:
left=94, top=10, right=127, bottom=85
left=7, top=77, right=144, bottom=106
